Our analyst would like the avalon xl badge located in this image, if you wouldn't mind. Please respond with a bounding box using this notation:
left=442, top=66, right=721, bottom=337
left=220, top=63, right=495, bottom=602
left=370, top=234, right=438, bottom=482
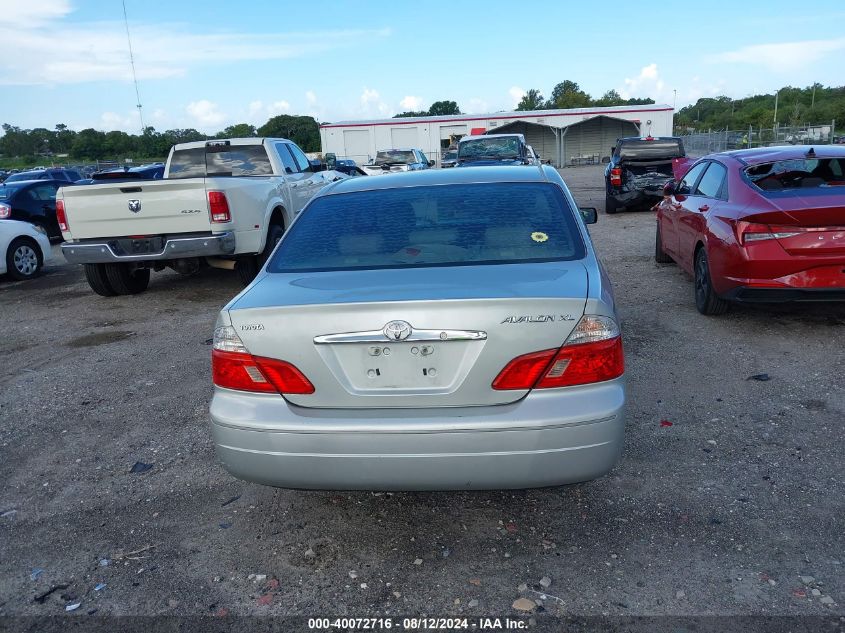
left=128, top=199, right=141, bottom=213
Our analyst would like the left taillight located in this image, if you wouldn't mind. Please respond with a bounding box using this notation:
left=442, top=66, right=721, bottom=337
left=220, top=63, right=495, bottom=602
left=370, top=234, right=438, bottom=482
left=0, top=202, right=11, bottom=219
left=492, top=315, right=624, bottom=391
left=56, top=199, right=69, bottom=231
left=211, top=325, right=314, bottom=395
left=208, top=191, right=231, bottom=223
left=610, top=167, right=622, bottom=187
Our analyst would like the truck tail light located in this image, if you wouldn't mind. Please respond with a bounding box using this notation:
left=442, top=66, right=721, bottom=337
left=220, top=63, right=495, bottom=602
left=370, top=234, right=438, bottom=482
left=610, top=168, right=622, bottom=187
left=0, top=202, right=11, bottom=219
left=492, top=315, right=624, bottom=390
left=211, top=326, right=314, bottom=394
left=208, top=191, right=231, bottom=223
left=734, top=221, right=800, bottom=245
left=56, top=199, right=69, bottom=231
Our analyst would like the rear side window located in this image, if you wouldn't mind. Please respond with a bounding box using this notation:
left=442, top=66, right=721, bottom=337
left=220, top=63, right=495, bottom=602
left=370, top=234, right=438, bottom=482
left=745, top=158, right=845, bottom=193
left=695, top=162, right=727, bottom=198
left=168, top=145, right=273, bottom=178
left=268, top=182, right=585, bottom=273
left=275, top=143, right=299, bottom=174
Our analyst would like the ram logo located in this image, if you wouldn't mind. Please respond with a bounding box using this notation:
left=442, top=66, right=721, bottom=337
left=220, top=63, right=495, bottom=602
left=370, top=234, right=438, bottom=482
left=127, top=199, right=141, bottom=213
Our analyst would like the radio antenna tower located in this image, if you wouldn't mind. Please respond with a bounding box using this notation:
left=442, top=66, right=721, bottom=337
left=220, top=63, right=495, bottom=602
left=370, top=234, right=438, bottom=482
left=122, top=0, right=145, bottom=133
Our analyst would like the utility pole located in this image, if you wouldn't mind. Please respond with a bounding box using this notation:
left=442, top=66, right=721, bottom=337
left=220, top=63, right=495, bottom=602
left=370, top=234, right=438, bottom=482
left=811, top=84, right=816, bottom=109
left=773, top=89, right=778, bottom=124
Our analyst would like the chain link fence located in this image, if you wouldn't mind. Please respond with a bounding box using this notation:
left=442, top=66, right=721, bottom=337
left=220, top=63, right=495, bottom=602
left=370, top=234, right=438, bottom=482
left=679, top=121, right=839, bottom=157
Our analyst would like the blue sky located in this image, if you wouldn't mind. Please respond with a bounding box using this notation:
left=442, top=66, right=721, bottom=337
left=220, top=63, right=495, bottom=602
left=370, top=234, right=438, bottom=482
left=2, top=0, right=844, bottom=133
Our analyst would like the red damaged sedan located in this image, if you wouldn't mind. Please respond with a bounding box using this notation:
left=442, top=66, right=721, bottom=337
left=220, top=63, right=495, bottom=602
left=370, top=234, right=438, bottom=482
left=654, top=146, right=845, bottom=315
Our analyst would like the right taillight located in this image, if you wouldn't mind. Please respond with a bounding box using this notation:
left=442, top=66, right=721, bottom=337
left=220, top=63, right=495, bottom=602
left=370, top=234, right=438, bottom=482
left=734, top=220, right=800, bottom=245
left=610, top=167, right=622, bottom=187
left=211, top=326, right=314, bottom=395
left=0, top=202, right=11, bottom=219
left=208, top=191, right=231, bottom=223
left=492, top=315, right=624, bottom=390
left=56, top=199, right=69, bottom=231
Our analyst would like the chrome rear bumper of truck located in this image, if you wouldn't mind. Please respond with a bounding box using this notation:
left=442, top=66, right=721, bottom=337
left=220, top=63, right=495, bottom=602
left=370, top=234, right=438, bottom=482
left=61, top=232, right=236, bottom=264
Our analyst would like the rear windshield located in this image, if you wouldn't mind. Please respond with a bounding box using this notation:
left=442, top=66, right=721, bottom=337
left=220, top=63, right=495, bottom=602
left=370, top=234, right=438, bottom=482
left=0, top=183, right=28, bottom=198
left=745, top=158, right=845, bottom=193
left=267, top=182, right=585, bottom=273
left=168, top=145, right=273, bottom=178
left=459, top=137, right=520, bottom=160
left=374, top=150, right=416, bottom=165
left=619, top=139, right=684, bottom=160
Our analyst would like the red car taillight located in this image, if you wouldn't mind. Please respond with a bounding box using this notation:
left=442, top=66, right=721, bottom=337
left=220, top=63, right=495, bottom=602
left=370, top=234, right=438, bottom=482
left=211, top=326, right=314, bottom=394
left=56, top=199, right=69, bottom=231
left=610, top=167, right=622, bottom=187
left=208, top=191, right=231, bottom=223
left=212, top=349, right=314, bottom=394
left=735, top=221, right=800, bottom=245
left=492, top=316, right=624, bottom=390
left=0, top=202, right=11, bottom=219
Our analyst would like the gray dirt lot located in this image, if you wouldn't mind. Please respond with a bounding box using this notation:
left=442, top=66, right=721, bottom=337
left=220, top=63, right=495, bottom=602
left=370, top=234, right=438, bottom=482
left=0, top=165, right=843, bottom=620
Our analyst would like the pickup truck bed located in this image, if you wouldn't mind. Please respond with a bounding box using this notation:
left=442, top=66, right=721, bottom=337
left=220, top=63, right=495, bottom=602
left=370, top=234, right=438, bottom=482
left=59, top=137, right=344, bottom=295
left=605, top=137, right=685, bottom=213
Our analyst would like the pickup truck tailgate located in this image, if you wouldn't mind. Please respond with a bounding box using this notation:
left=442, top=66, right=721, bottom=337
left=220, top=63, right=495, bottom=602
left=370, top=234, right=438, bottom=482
left=61, top=179, right=211, bottom=240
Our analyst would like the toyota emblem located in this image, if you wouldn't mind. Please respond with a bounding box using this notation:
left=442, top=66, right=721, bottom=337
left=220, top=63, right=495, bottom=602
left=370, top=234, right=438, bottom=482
left=383, top=320, right=412, bottom=341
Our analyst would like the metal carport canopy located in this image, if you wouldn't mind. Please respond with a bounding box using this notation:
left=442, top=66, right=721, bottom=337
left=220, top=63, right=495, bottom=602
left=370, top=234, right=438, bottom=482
left=490, top=115, right=642, bottom=167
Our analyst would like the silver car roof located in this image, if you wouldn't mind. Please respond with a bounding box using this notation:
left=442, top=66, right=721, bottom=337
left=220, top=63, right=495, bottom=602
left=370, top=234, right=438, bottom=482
left=321, top=164, right=555, bottom=196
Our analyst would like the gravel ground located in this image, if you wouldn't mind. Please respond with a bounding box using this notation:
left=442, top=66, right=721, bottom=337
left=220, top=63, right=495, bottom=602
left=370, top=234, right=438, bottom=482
left=1, top=165, right=843, bottom=622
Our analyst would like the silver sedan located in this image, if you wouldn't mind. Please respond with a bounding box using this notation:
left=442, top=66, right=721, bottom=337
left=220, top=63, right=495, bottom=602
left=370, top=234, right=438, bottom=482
left=209, top=166, right=625, bottom=490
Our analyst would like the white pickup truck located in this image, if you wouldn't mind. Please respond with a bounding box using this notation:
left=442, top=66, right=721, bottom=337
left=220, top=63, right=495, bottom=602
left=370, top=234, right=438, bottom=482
left=58, top=137, right=344, bottom=295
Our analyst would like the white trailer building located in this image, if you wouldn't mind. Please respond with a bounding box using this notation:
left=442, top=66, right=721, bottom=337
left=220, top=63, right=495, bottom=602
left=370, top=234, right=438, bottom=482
left=319, top=104, right=673, bottom=168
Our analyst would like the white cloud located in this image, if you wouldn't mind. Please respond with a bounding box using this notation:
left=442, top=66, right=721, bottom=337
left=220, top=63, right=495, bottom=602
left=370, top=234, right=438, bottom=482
left=464, top=98, right=489, bottom=114
left=305, top=90, right=317, bottom=105
left=508, top=86, right=525, bottom=109
left=99, top=111, right=141, bottom=132
left=0, top=0, right=70, bottom=26
left=0, top=17, right=391, bottom=85
left=186, top=100, right=226, bottom=127
left=360, top=87, right=392, bottom=117
left=400, top=95, right=423, bottom=111
left=620, top=63, right=667, bottom=101
left=708, top=38, right=845, bottom=72
left=267, top=100, right=291, bottom=116
left=248, top=101, right=265, bottom=117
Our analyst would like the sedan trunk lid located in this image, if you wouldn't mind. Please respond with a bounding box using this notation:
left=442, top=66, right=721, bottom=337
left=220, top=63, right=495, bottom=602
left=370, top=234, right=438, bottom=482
left=228, top=262, right=588, bottom=408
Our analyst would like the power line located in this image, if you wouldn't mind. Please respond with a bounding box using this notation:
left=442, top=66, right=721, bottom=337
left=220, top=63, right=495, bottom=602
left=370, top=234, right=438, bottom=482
left=122, top=0, right=145, bottom=134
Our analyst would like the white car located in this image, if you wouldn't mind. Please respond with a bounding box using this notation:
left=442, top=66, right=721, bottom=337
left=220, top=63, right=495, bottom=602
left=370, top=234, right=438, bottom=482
left=0, top=219, right=53, bottom=280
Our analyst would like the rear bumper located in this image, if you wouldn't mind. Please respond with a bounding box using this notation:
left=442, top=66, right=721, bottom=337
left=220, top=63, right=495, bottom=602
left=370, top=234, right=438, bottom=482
left=725, top=287, right=845, bottom=303
left=607, top=188, right=663, bottom=208
left=60, top=232, right=235, bottom=264
left=209, top=380, right=626, bottom=491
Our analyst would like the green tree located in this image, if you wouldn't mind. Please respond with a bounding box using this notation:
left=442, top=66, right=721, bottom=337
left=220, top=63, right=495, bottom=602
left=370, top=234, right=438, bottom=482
left=0, top=124, right=37, bottom=157
left=548, top=81, right=592, bottom=109
left=428, top=100, right=461, bottom=116
left=220, top=123, right=257, bottom=138
left=516, top=89, right=544, bottom=111
left=70, top=128, right=107, bottom=159
left=595, top=90, right=625, bottom=107
left=54, top=124, right=76, bottom=154
left=393, top=111, right=429, bottom=118
left=257, top=115, right=320, bottom=151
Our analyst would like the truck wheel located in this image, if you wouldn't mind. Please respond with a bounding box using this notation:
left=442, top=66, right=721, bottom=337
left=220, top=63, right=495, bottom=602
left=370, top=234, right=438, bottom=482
left=104, top=263, right=150, bottom=295
left=84, top=263, right=118, bottom=296
left=236, top=256, right=259, bottom=285
left=237, top=223, right=284, bottom=286
left=654, top=223, right=673, bottom=263
left=605, top=195, right=620, bottom=215
left=6, top=237, right=43, bottom=281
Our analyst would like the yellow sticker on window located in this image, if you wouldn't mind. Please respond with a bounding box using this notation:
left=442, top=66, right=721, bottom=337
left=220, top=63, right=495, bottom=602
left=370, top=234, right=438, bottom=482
left=531, top=231, right=548, bottom=243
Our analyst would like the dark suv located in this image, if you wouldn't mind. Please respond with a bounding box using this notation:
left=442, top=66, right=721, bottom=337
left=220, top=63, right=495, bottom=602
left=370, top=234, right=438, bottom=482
left=4, top=168, right=83, bottom=184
